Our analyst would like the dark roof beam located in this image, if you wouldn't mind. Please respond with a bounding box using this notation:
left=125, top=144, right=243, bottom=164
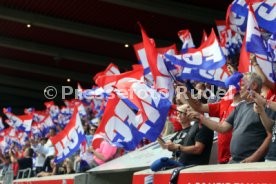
left=101, top=0, right=225, bottom=24
left=0, top=6, right=170, bottom=45
left=0, top=36, right=130, bottom=68
left=0, top=58, right=92, bottom=83
left=0, top=74, right=57, bottom=92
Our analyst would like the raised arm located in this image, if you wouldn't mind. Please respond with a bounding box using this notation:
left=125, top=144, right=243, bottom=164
left=176, top=84, right=209, bottom=113
left=9, top=149, right=17, bottom=163
left=187, top=111, right=232, bottom=133
left=0, top=151, right=8, bottom=164
left=251, top=91, right=275, bottom=131
left=251, top=54, right=275, bottom=91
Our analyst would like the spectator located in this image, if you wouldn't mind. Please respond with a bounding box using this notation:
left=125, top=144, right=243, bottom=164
left=34, top=138, right=47, bottom=175
left=87, top=139, right=118, bottom=168
left=32, top=127, right=56, bottom=157
left=82, top=121, right=90, bottom=135
left=10, top=147, right=34, bottom=178
left=87, top=124, right=97, bottom=146
left=195, top=82, right=208, bottom=104
left=56, top=124, right=63, bottom=133
left=61, top=158, right=75, bottom=174
left=37, top=158, right=58, bottom=177
left=0, top=151, right=12, bottom=177
left=251, top=54, right=276, bottom=102
left=31, top=129, right=56, bottom=174
left=204, top=83, right=218, bottom=103
left=168, top=103, right=182, bottom=132
left=187, top=73, right=272, bottom=163
left=176, top=58, right=242, bottom=164
left=74, top=125, right=98, bottom=172
left=250, top=91, right=276, bottom=162
left=48, top=127, right=56, bottom=138
left=150, top=104, right=214, bottom=171
left=6, top=143, right=20, bottom=178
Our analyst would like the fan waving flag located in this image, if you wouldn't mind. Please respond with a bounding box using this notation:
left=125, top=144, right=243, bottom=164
left=165, top=29, right=226, bottom=70
left=92, top=93, right=143, bottom=151
left=133, top=42, right=177, bottom=86
left=115, top=80, right=171, bottom=141
left=240, top=32, right=275, bottom=82
left=40, top=115, right=55, bottom=136
left=0, top=117, right=4, bottom=131
left=226, top=0, right=249, bottom=35
left=50, top=107, right=85, bottom=163
left=246, top=4, right=269, bottom=57
left=96, top=65, right=144, bottom=93
left=239, top=33, right=251, bottom=73
left=139, top=23, right=175, bottom=101
left=24, top=108, right=35, bottom=115
left=133, top=42, right=151, bottom=76
left=178, top=29, right=195, bottom=54
left=93, top=63, right=120, bottom=83
left=253, top=0, right=276, bottom=34
left=268, top=33, right=276, bottom=61
left=93, top=80, right=171, bottom=151
left=181, top=65, right=230, bottom=87
left=3, top=110, right=33, bottom=132
left=227, top=0, right=275, bottom=34
left=215, top=20, right=242, bottom=57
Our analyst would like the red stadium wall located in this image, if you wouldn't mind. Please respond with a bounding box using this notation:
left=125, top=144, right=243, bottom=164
left=133, top=162, right=276, bottom=184
left=11, top=179, right=74, bottom=184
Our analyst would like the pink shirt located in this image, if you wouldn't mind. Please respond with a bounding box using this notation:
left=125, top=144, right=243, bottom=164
left=94, top=140, right=117, bottom=165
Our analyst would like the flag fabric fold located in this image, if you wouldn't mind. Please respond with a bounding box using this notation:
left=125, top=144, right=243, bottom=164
left=50, top=107, right=85, bottom=163
left=165, top=29, right=226, bottom=70
left=93, top=79, right=171, bottom=151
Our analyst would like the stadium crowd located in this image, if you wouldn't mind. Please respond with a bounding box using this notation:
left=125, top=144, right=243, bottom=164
left=0, top=53, right=276, bottom=179
left=0, top=0, right=276, bottom=180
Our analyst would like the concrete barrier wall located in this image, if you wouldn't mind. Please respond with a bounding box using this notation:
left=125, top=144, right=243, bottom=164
left=0, top=173, right=87, bottom=184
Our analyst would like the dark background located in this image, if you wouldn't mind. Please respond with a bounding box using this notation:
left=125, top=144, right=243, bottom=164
left=0, top=0, right=232, bottom=114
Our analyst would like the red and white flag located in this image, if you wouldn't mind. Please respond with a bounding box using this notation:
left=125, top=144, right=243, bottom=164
left=50, top=107, right=85, bottom=163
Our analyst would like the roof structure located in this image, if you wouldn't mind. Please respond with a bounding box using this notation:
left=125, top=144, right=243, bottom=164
left=0, top=0, right=231, bottom=113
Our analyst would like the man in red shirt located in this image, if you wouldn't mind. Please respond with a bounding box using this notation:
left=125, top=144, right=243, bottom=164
left=207, top=92, right=242, bottom=163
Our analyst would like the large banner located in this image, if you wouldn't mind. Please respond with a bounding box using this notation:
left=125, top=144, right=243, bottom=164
left=93, top=80, right=171, bottom=151
left=165, top=29, right=226, bottom=70
left=50, top=107, right=85, bottom=163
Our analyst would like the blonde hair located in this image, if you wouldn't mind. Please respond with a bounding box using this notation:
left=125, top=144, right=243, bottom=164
left=64, top=158, right=74, bottom=170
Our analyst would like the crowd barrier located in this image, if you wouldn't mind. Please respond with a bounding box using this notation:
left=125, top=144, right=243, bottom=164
left=0, top=173, right=87, bottom=184
left=2, top=162, right=275, bottom=184
left=133, top=162, right=276, bottom=184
